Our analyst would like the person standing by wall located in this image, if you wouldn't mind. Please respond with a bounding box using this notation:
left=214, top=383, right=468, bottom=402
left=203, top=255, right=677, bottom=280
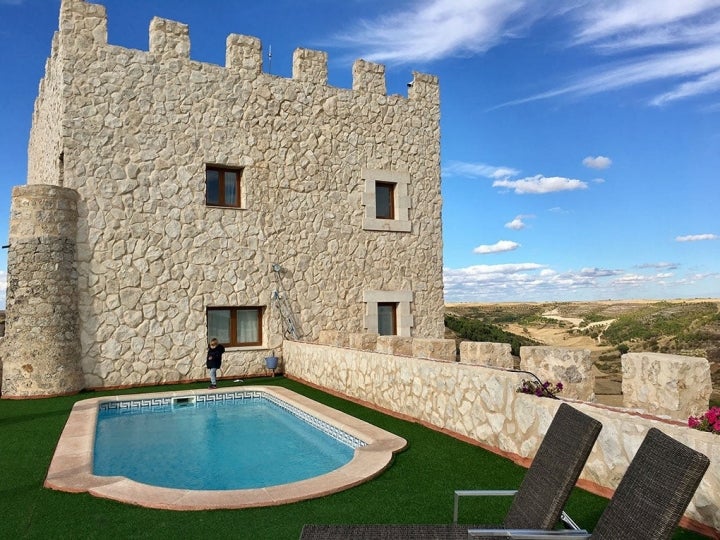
left=206, top=338, right=225, bottom=389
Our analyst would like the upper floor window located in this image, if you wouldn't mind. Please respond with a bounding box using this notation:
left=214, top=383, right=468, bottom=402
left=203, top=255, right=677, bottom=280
left=375, top=182, right=395, bottom=220
left=206, top=165, right=242, bottom=208
left=361, top=169, right=411, bottom=232
left=207, top=306, right=263, bottom=347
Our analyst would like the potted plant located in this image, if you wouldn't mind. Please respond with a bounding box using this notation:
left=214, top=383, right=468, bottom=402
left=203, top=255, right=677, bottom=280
left=265, top=351, right=279, bottom=376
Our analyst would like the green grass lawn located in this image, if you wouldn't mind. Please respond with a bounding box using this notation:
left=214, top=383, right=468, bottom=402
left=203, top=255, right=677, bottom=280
left=0, top=377, right=710, bottom=539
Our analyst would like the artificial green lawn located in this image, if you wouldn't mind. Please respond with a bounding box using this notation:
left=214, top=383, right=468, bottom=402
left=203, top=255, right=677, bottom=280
left=0, top=377, right=709, bottom=539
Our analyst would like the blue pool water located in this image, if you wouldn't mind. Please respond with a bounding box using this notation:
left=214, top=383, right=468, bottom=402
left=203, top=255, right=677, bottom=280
left=93, top=395, right=357, bottom=490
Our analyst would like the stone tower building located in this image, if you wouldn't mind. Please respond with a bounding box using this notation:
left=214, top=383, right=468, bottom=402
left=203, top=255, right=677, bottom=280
left=1, top=0, right=444, bottom=397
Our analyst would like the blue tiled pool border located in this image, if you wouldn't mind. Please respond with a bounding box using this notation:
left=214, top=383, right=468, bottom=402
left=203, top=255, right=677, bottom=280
left=98, top=390, right=367, bottom=450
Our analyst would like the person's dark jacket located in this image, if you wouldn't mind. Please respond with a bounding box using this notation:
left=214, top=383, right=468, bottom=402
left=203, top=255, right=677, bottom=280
left=206, top=344, right=225, bottom=369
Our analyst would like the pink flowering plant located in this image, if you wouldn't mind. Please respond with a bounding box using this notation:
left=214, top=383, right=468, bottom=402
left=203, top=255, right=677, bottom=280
left=517, top=379, right=563, bottom=398
left=688, top=406, right=720, bottom=435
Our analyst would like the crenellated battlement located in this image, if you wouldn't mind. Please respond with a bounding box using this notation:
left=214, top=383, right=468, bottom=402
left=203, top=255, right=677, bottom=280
left=59, top=0, right=107, bottom=48
left=293, top=48, right=328, bottom=85
left=226, top=34, right=263, bottom=78
left=56, top=0, right=437, bottom=101
left=149, top=17, right=190, bottom=59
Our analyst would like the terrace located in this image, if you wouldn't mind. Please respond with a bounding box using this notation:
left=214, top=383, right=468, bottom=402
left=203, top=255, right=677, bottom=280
left=0, top=376, right=711, bottom=539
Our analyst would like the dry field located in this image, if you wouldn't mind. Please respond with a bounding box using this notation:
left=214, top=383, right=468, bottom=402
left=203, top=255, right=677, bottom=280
left=446, top=299, right=720, bottom=404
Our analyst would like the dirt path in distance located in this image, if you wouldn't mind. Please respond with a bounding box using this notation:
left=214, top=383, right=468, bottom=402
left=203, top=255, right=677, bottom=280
left=503, top=322, right=623, bottom=404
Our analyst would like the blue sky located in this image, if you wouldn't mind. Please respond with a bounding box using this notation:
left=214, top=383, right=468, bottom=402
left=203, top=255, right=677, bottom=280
left=0, top=0, right=718, bottom=306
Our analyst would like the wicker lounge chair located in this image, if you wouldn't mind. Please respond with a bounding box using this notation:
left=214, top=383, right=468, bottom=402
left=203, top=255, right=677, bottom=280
left=467, top=427, right=711, bottom=539
left=300, top=403, right=602, bottom=540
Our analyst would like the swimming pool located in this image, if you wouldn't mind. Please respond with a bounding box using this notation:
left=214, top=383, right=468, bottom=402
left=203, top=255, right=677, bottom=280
left=94, top=392, right=360, bottom=490
left=45, top=386, right=407, bottom=510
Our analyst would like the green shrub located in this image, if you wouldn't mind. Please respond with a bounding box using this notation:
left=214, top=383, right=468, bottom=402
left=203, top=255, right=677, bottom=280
left=444, top=314, right=540, bottom=356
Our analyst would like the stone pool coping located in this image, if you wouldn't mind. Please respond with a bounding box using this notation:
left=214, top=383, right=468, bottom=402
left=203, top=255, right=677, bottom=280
left=44, top=385, right=407, bottom=510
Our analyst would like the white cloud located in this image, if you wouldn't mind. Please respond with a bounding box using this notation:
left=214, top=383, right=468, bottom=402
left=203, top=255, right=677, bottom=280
left=676, top=233, right=719, bottom=242
left=492, top=175, right=588, bottom=194
left=473, top=240, right=520, bottom=254
left=651, top=68, right=720, bottom=106
left=573, top=1, right=720, bottom=106
left=332, top=0, right=544, bottom=64
left=498, top=43, right=720, bottom=108
left=573, top=0, right=720, bottom=45
left=675, top=272, right=720, bottom=285
left=579, top=267, right=623, bottom=278
left=582, top=155, right=612, bottom=169
left=444, top=262, right=545, bottom=285
left=486, top=1, right=720, bottom=108
left=637, top=262, right=680, bottom=270
left=444, top=160, right=519, bottom=180
left=331, top=0, right=720, bottom=108
left=612, top=272, right=673, bottom=287
left=504, top=215, right=530, bottom=230
left=444, top=263, right=600, bottom=301
left=443, top=262, right=713, bottom=302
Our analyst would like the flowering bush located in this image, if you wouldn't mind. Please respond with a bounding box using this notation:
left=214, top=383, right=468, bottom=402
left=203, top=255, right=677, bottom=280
left=688, top=406, right=720, bottom=434
left=517, top=379, right=563, bottom=398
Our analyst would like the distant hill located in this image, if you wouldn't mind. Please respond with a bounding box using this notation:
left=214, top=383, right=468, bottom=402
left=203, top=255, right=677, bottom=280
left=444, top=313, right=540, bottom=356
left=445, top=299, right=720, bottom=400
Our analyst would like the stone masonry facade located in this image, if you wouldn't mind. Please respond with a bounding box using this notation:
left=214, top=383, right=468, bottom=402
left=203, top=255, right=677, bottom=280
left=1, top=0, right=444, bottom=397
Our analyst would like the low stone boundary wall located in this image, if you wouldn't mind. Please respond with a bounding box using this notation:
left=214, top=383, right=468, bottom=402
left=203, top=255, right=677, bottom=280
left=622, top=352, right=711, bottom=420
left=318, top=331, right=455, bottom=362
left=411, top=338, right=456, bottom=362
left=314, top=334, right=713, bottom=416
left=376, top=336, right=413, bottom=356
left=459, top=341, right=512, bottom=367
left=349, top=333, right=378, bottom=351
left=283, top=341, right=720, bottom=535
left=520, top=346, right=594, bottom=401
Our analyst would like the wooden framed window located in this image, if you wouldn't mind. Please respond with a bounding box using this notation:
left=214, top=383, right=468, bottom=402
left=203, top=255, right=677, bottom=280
left=206, top=165, right=242, bottom=208
left=377, top=302, right=397, bottom=336
left=207, top=307, right=262, bottom=347
left=375, top=182, right=395, bottom=219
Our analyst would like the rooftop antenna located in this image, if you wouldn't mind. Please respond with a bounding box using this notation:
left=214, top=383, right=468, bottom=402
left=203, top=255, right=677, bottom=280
left=268, top=44, right=272, bottom=74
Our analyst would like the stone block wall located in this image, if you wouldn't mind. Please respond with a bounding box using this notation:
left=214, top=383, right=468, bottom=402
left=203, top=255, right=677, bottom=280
left=460, top=341, right=513, bottom=367
left=318, top=330, right=351, bottom=348
left=12, top=0, right=445, bottom=393
left=348, top=333, right=378, bottom=351
left=411, top=338, right=456, bottom=362
left=520, top=346, right=594, bottom=401
left=622, top=352, right=712, bottom=420
left=376, top=336, right=413, bottom=356
left=283, top=341, right=720, bottom=535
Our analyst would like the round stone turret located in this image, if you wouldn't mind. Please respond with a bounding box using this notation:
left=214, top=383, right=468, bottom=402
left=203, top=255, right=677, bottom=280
left=1, top=185, right=84, bottom=397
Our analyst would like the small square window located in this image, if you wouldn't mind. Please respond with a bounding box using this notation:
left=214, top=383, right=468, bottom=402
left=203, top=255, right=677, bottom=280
left=377, top=302, right=397, bottom=335
left=208, top=307, right=262, bottom=347
left=361, top=169, right=411, bottom=232
left=375, top=182, right=395, bottom=219
left=206, top=165, right=242, bottom=208
left=363, top=290, right=413, bottom=336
